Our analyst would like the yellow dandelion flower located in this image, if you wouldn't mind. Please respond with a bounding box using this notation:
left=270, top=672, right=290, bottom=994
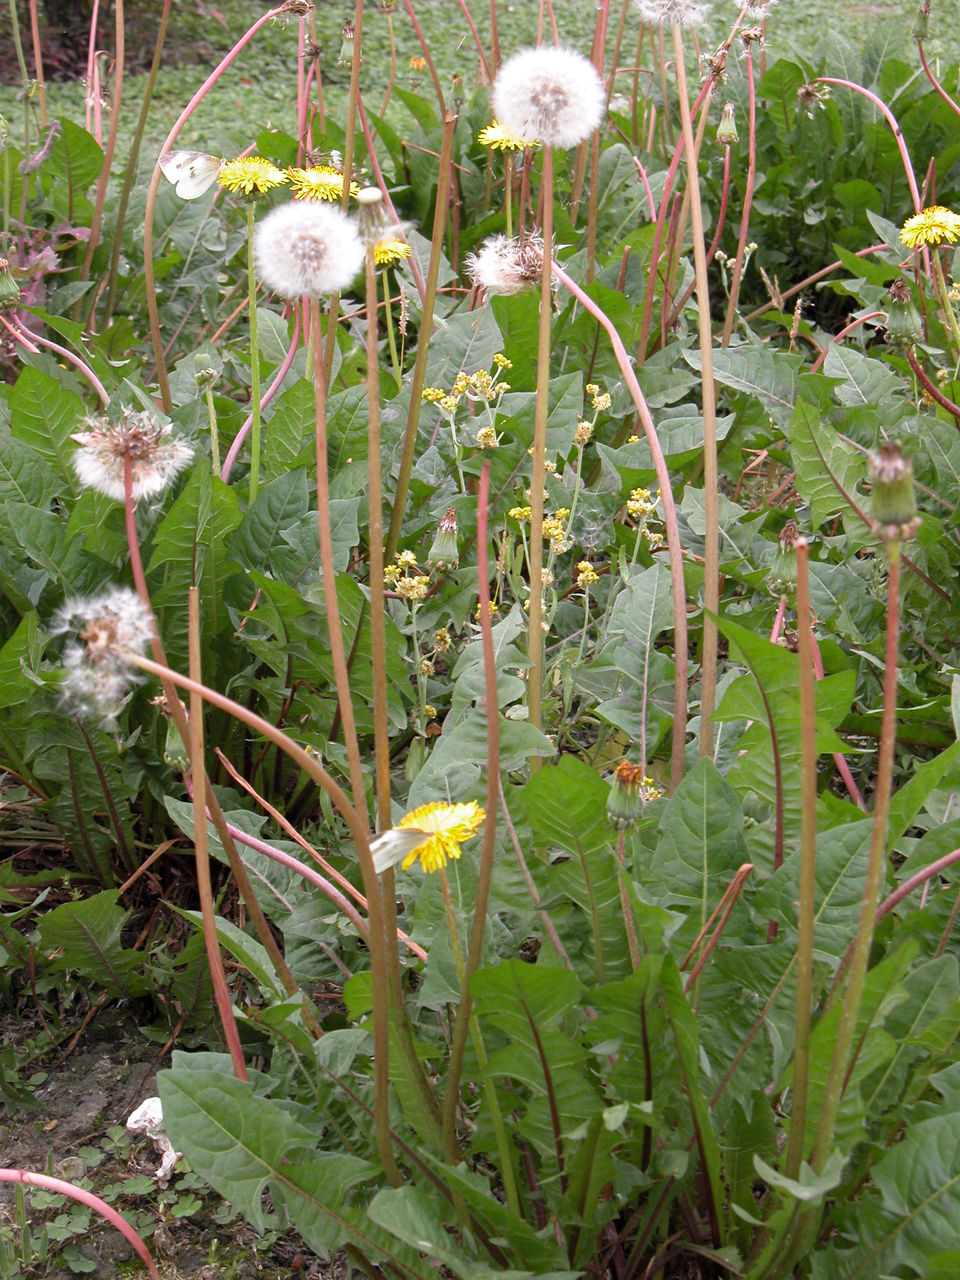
left=900, top=205, right=960, bottom=248
left=374, top=237, right=412, bottom=266
left=409, top=56, right=426, bottom=71
left=393, top=800, right=486, bottom=874
left=287, top=166, right=361, bottom=202
left=577, top=560, right=599, bottom=588
left=478, top=121, right=538, bottom=151
left=219, top=156, right=288, bottom=197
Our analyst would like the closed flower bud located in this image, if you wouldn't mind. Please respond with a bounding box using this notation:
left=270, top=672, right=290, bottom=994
left=0, top=257, right=20, bottom=310
left=606, top=760, right=646, bottom=828
left=428, top=508, right=459, bottom=567
left=869, top=440, right=919, bottom=538
left=716, top=102, right=738, bottom=147
left=884, top=278, right=922, bottom=347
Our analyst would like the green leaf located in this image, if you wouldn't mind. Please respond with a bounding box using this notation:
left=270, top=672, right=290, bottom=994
left=173, top=908, right=284, bottom=998
left=788, top=399, right=866, bottom=530
left=647, top=758, right=749, bottom=954
left=36, top=890, right=149, bottom=997
left=9, top=367, right=84, bottom=492
left=0, top=612, right=44, bottom=709
left=819, top=1111, right=960, bottom=1277
left=686, top=346, right=803, bottom=428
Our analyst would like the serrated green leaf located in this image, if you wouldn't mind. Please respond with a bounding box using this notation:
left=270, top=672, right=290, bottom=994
left=36, top=890, right=149, bottom=997
left=788, top=399, right=866, bottom=529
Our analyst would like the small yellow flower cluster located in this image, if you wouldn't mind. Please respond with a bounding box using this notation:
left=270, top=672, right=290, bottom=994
left=219, top=156, right=287, bottom=197
left=288, top=165, right=361, bottom=202
left=543, top=510, right=572, bottom=551
left=627, top=487, right=658, bottom=519
left=574, top=419, right=594, bottom=446
left=434, top=627, right=452, bottom=653
left=577, top=560, right=599, bottom=589
left=475, top=599, right=499, bottom=621
left=585, top=382, right=612, bottom=412
left=385, top=550, right=429, bottom=602
left=493, top=353, right=512, bottom=369
left=475, top=426, right=499, bottom=449
left=508, top=505, right=532, bottom=522
left=422, top=387, right=446, bottom=403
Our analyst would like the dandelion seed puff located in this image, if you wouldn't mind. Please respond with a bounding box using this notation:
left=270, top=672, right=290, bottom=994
left=254, top=201, right=364, bottom=299
left=465, top=234, right=544, bottom=297
left=634, top=0, right=711, bottom=26
left=53, top=587, right=155, bottom=723
left=492, top=47, right=604, bottom=150
left=71, top=409, right=193, bottom=502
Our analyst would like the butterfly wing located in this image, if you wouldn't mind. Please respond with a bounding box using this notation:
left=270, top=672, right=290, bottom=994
left=159, top=150, right=223, bottom=200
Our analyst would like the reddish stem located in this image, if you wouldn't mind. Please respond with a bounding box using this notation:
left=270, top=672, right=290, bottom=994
left=0, top=1170, right=160, bottom=1279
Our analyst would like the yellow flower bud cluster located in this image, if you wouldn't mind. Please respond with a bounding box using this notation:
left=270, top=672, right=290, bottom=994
left=385, top=550, right=429, bottom=602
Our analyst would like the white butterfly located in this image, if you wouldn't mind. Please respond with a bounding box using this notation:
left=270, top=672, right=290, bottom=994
left=369, top=828, right=430, bottom=874
left=158, top=150, right=224, bottom=200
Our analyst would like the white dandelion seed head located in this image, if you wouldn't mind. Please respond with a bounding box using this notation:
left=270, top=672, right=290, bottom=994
left=739, top=0, right=776, bottom=17
left=465, top=234, right=545, bottom=297
left=492, top=47, right=604, bottom=149
left=254, top=201, right=365, bottom=299
left=634, top=0, right=711, bottom=27
left=53, top=587, right=155, bottom=723
left=71, top=408, right=193, bottom=503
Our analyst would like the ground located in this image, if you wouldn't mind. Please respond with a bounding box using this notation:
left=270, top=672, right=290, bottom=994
left=0, top=1010, right=330, bottom=1279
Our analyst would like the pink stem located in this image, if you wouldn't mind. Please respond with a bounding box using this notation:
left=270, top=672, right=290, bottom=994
left=221, top=820, right=427, bottom=962
left=8, top=315, right=110, bottom=405
left=357, top=94, right=426, bottom=302
left=818, top=78, right=921, bottom=214
left=455, top=0, right=492, bottom=81
left=637, top=78, right=714, bottom=360
left=809, top=627, right=866, bottom=810
left=632, top=154, right=657, bottom=221
left=0, top=1170, right=160, bottom=1279
left=809, top=311, right=885, bottom=374
left=918, top=41, right=960, bottom=121
left=85, top=0, right=101, bottom=135
left=220, top=306, right=301, bottom=482
left=876, top=846, right=960, bottom=926
left=551, top=259, right=688, bottom=789
left=144, top=5, right=292, bottom=410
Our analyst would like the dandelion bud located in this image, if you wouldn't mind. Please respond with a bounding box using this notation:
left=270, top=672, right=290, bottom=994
left=606, top=760, right=646, bottom=829
left=869, top=440, right=919, bottom=538
left=884, top=278, right=922, bottom=348
left=338, top=21, right=355, bottom=67
left=716, top=103, right=738, bottom=147
left=912, top=0, right=929, bottom=41
left=0, top=257, right=20, bottom=310
left=356, top=186, right=387, bottom=245
left=428, top=508, right=459, bottom=567
left=254, top=201, right=364, bottom=299
left=767, top=519, right=800, bottom=597
left=193, top=354, right=220, bottom=390
left=492, top=47, right=604, bottom=150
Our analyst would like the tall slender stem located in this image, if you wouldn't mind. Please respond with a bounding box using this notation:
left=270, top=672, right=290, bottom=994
left=310, top=298, right=369, bottom=826
left=811, top=540, right=901, bottom=1172
left=526, top=145, right=554, bottom=748
left=672, top=24, right=718, bottom=758
left=187, top=587, right=248, bottom=1080
left=386, top=112, right=455, bottom=560
left=784, top=539, right=817, bottom=1180
left=246, top=201, right=262, bottom=503
left=721, top=43, right=757, bottom=346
